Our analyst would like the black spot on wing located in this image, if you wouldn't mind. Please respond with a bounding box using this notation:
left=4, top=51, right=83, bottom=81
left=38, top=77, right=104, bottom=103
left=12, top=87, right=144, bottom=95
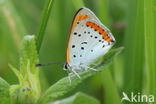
left=73, top=55, right=76, bottom=58
left=81, top=47, right=84, bottom=50
left=102, top=45, right=105, bottom=48
left=78, top=34, right=81, bottom=37
left=81, top=42, right=87, bottom=44
left=74, top=32, right=77, bottom=35
left=72, top=45, right=75, bottom=48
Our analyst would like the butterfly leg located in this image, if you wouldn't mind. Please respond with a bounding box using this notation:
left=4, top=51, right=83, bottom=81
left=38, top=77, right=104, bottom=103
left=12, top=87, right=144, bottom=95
left=68, top=73, right=72, bottom=85
left=90, top=62, right=104, bottom=67
left=86, top=66, right=100, bottom=72
left=90, top=63, right=99, bottom=66
left=71, top=69, right=81, bottom=79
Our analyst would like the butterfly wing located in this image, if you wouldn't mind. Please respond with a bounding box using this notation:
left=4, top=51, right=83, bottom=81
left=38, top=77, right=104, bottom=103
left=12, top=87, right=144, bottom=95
left=80, top=20, right=115, bottom=65
left=66, top=8, right=115, bottom=67
left=69, top=8, right=100, bottom=34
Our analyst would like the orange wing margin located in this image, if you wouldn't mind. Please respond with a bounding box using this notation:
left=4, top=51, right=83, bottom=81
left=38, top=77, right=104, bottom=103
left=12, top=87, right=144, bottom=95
left=66, top=8, right=89, bottom=64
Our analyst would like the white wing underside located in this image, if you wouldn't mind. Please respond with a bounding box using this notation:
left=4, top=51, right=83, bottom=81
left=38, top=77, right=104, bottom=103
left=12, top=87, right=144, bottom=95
left=67, top=8, right=115, bottom=69
left=69, top=20, right=113, bottom=66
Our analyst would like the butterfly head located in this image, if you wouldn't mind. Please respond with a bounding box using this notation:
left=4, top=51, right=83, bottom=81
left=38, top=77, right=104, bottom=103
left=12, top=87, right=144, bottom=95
left=63, top=62, right=70, bottom=70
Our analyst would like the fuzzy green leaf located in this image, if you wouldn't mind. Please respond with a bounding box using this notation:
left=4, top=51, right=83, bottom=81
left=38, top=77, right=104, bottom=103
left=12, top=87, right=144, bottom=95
left=39, top=47, right=123, bottom=104
left=50, top=92, right=100, bottom=104
left=19, top=35, right=41, bottom=102
left=0, top=77, right=10, bottom=104
left=8, top=35, right=41, bottom=104
left=9, top=85, right=33, bottom=104
left=20, top=35, right=39, bottom=75
left=8, top=64, right=23, bottom=85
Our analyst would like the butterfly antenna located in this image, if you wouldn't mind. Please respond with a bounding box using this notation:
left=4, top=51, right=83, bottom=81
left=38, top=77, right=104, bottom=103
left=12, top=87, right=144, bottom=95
left=36, top=62, right=64, bottom=67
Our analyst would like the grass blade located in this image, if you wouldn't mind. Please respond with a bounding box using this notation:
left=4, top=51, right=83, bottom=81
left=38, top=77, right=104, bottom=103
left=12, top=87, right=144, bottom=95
left=144, top=0, right=156, bottom=98
left=36, top=0, right=54, bottom=52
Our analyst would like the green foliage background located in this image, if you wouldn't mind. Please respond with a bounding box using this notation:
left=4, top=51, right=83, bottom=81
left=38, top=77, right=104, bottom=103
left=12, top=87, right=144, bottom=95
left=0, top=0, right=156, bottom=104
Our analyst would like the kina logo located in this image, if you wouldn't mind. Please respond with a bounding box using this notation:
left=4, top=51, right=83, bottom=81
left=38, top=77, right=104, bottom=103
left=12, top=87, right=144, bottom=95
left=121, top=92, right=155, bottom=103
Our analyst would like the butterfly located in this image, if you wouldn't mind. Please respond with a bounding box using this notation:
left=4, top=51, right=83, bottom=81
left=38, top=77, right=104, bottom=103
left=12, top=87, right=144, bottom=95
left=63, top=8, right=115, bottom=80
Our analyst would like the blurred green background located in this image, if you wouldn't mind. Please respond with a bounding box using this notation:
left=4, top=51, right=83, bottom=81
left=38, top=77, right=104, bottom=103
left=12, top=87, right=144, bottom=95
left=0, top=0, right=156, bottom=104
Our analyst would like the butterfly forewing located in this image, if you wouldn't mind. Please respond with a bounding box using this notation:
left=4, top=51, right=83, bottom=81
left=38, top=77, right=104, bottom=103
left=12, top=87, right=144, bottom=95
left=67, top=8, right=115, bottom=68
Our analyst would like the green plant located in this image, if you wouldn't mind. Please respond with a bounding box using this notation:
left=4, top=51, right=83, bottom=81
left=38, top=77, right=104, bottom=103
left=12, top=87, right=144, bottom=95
left=0, top=0, right=123, bottom=104
left=2, top=0, right=155, bottom=104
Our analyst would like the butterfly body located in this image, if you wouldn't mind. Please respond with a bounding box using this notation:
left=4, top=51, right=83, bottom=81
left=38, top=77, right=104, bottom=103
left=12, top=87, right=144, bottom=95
left=64, top=8, right=115, bottom=75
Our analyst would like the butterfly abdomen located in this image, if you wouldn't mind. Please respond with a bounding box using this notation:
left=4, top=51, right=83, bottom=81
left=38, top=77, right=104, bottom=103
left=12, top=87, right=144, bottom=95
left=86, top=21, right=113, bottom=43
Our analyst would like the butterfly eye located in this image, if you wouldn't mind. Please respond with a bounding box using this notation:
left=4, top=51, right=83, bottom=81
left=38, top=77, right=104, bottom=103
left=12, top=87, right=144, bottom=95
left=63, top=63, right=69, bottom=70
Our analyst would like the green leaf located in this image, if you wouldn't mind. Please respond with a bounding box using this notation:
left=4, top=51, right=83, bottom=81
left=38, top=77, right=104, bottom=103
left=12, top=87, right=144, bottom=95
left=20, top=35, right=41, bottom=102
left=20, top=35, right=39, bottom=75
left=36, top=0, right=54, bottom=52
left=0, top=77, right=10, bottom=104
left=9, top=85, right=33, bottom=104
left=8, top=35, right=41, bottom=104
left=39, top=47, right=123, bottom=104
left=50, top=92, right=100, bottom=104
left=8, top=64, right=23, bottom=85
